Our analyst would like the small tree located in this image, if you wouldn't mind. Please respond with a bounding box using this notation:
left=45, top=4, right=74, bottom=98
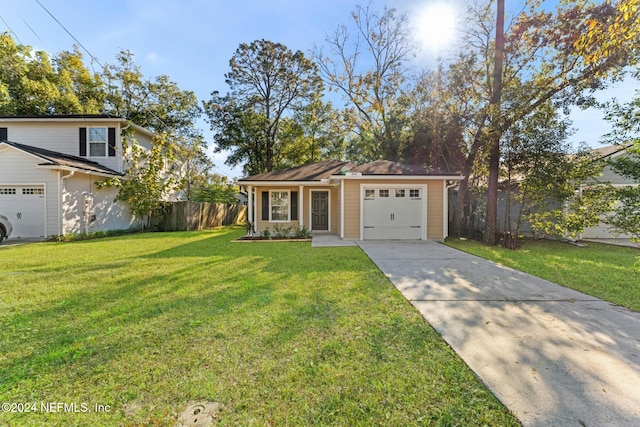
left=97, top=130, right=175, bottom=228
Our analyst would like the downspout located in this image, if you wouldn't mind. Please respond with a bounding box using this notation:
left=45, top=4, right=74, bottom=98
left=60, top=170, right=75, bottom=236
left=444, top=180, right=458, bottom=240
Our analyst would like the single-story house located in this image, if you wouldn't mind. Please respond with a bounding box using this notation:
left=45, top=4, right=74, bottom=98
left=0, top=115, right=156, bottom=238
left=237, top=160, right=463, bottom=240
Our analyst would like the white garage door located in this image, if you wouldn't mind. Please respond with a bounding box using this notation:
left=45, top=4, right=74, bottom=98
left=362, top=186, right=425, bottom=240
left=0, top=186, right=46, bottom=238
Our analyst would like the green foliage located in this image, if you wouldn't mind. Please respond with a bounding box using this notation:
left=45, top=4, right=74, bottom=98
left=97, top=132, right=176, bottom=227
left=0, top=33, right=104, bottom=115
left=295, top=225, right=312, bottom=239
left=205, top=39, right=324, bottom=175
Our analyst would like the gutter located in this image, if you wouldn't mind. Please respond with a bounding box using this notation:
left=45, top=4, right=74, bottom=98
left=59, top=170, right=75, bottom=235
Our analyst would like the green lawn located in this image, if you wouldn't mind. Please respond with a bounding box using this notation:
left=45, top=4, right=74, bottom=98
left=0, top=227, right=518, bottom=426
left=445, top=238, right=640, bottom=312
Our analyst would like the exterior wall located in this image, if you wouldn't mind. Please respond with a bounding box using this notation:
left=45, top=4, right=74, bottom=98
left=251, top=185, right=339, bottom=234
left=0, top=147, right=59, bottom=236
left=62, top=173, right=139, bottom=234
left=342, top=179, right=446, bottom=240
left=0, top=119, right=125, bottom=172
left=254, top=186, right=301, bottom=234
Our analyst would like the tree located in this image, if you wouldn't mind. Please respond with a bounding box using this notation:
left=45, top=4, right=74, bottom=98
left=314, top=3, right=415, bottom=162
left=449, top=0, right=640, bottom=243
left=0, top=33, right=103, bottom=115
left=206, top=39, right=324, bottom=174
left=96, top=131, right=176, bottom=228
left=500, top=102, right=606, bottom=246
left=599, top=88, right=640, bottom=240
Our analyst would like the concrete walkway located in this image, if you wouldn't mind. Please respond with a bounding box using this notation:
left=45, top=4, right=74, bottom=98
left=357, top=240, right=640, bottom=427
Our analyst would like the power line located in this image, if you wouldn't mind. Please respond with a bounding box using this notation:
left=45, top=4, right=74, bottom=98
left=0, top=15, right=24, bottom=45
left=21, top=17, right=42, bottom=42
left=34, top=0, right=104, bottom=69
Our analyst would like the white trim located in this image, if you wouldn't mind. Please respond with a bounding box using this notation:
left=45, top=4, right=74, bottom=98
left=309, top=189, right=331, bottom=232
left=247, top=185, right=253, bottom=224
left=340, top=179, right=345, bottom=239
left=443, top=180, right=458, bottom=240
left=237, top=180, right=336, bottom=186
left=333, top=174, right=464, bottom=181
left=360, top=183, right=428, bottom=240
left=299, top=185, right=304, bottom=228
left=268, top=189, right=291, bottom=223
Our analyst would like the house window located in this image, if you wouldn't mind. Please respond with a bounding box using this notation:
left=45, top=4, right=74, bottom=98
left=365, top=189, right=375, bottom=199
left=379, top=189, right=389, bottom=198
left=270, top=190, right=290, bottom=222
left=89, top=127, right=107, bottom=157
left=395, top=189, right=405, bottom=198
left=22, top=188, right=44, bottom=195
left=410, top=189, right=420, bottom=198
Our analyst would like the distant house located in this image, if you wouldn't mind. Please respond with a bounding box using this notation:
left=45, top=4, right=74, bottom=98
left=0, top=115, right=156, bottom=238
left=237, top=160, right=463, bottom=240
left=580, top=143, right=637, bottom=239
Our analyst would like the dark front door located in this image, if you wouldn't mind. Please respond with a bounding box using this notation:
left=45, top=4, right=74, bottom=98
left=312, top=191, right=329, bottom=231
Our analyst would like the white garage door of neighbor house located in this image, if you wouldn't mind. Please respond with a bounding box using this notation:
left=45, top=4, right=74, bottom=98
left=0, top=186, right=46, bottom=238
left=362, top=186, right=425, bottom=240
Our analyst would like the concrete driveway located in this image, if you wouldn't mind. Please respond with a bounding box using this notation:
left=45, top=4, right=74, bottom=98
left=358, top=240, right=640, bottom=427
left=0, top=237, right=46, bottom=247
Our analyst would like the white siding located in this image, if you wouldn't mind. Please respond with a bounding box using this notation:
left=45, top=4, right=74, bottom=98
left=62, top=174, right=140, bottom=234
left=0, top=147, right=59, bottom=236
left=0, top=119, right=152, bottom=174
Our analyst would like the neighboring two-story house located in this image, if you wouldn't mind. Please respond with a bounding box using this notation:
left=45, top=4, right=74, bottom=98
left=0, top=115, right=155, bottom=239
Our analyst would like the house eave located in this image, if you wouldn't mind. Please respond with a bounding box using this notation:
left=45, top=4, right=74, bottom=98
left=35, top=164, right=123, bottom=178
left=237, top=180, right=335, bottom=186
left=331, top=174, right=465, bottom=181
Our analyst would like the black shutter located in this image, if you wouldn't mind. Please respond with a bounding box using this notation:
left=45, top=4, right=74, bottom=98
left=291, top=191, right=298, bottom=221
left=0, top=127, right=7, bottom=141
left=261, top=192, right=269, bottom=220
left=79, top=127, right=87, bottom=156
left=107, top=127, right=116, bottom=157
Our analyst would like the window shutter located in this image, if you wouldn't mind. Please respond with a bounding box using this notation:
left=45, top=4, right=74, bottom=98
left=291, top=191, right=298, bottom=221
left=0, top=128, right=7, bottom=141
left=108, top=127, right=116, bottom=157
left=261, top=192, right=269, bottom=220
left=79, top=127, right=87, bottom=156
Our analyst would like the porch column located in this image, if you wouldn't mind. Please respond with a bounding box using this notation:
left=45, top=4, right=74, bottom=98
left=299, top=185, right=304, bottom=228
left=247, top=185, right=253, bottom=225
left=340, top=179, right=345, bottom=238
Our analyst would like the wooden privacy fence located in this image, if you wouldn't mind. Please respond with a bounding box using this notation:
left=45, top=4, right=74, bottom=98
left=154, top=201, right=247, bottom=231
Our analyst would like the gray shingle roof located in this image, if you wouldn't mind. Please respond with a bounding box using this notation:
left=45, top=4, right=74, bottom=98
left=238, top=159, right=459, bottom=181
left=238, top=160, right=355, bottom=181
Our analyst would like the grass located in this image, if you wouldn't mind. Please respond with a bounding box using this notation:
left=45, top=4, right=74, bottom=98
left=0, top=226, right=519, bottom=426
left=445, top=238, right=640, bottom=312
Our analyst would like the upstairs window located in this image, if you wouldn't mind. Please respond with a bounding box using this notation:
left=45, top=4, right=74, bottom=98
left=89, top=127, right=107, bottom=157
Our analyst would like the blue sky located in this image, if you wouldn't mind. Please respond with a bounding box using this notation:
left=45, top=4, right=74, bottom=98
left=1, top=0, right=636, bottom=178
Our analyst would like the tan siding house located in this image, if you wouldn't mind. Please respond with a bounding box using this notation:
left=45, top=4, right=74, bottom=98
left=238, top=160, right=462, bottom=241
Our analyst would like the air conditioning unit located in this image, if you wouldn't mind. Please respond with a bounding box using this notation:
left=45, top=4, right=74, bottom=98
left=345, top=172, right=362, bottom=176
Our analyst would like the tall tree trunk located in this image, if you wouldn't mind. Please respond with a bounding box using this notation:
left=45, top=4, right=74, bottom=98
left=484, top=0, right=505, bottom=245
